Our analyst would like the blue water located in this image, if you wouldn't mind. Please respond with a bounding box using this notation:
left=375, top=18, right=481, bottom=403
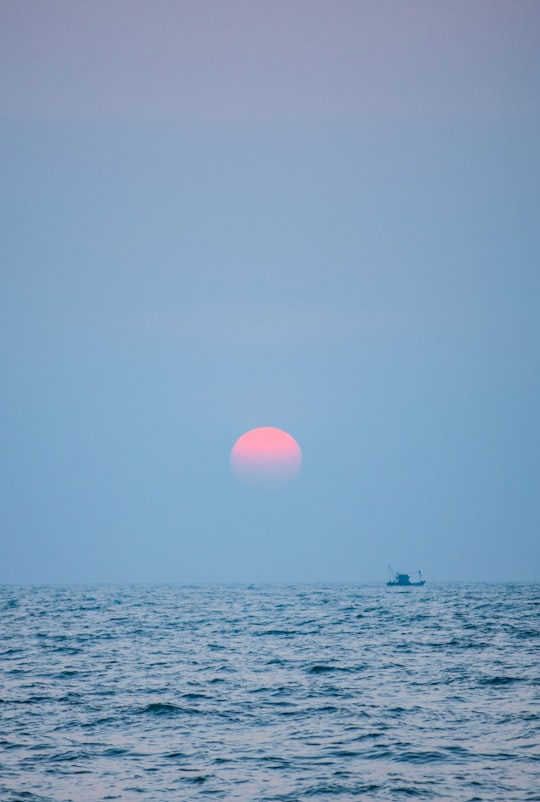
left=1, top=583, right=538, bottom=801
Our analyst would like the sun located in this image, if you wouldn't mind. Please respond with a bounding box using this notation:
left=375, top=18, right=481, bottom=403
left=230, top=427, right=302, bottom=485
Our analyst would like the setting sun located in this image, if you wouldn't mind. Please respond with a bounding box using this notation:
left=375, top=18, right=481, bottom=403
left=230, top=427, right=302, bottom=485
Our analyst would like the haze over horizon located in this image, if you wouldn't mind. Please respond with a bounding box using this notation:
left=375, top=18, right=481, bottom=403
left=1, top=1, right=539, bottom=584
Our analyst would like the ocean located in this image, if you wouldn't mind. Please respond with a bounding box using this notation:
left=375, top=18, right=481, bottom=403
left=0, top=583, right=538, bottom=801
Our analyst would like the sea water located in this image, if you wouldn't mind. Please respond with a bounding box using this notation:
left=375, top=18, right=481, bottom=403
left=0, top=583, right=538, bottom=801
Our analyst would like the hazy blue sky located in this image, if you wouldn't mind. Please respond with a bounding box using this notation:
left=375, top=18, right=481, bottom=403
left=1, top=1, right=539, bottom=583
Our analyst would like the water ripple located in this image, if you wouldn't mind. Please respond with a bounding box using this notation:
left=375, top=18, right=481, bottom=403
left=0, top=582, right=539, bottom=801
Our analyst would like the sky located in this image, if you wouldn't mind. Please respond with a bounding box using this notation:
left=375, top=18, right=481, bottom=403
left=1, top=1, right=539, bottom=583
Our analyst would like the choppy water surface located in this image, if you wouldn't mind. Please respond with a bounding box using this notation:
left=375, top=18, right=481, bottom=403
left=0, top=583, right=538, bottom=801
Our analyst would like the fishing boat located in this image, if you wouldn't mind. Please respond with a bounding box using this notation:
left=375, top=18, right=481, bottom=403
left=386, top=568, right=425, bottom=587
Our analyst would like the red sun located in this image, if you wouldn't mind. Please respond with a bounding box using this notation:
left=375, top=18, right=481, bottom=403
left=230, top=427, right=302, bottom=485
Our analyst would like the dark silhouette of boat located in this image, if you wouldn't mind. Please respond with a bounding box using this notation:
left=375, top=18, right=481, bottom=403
left=387, top=568, right=425, bottom=587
